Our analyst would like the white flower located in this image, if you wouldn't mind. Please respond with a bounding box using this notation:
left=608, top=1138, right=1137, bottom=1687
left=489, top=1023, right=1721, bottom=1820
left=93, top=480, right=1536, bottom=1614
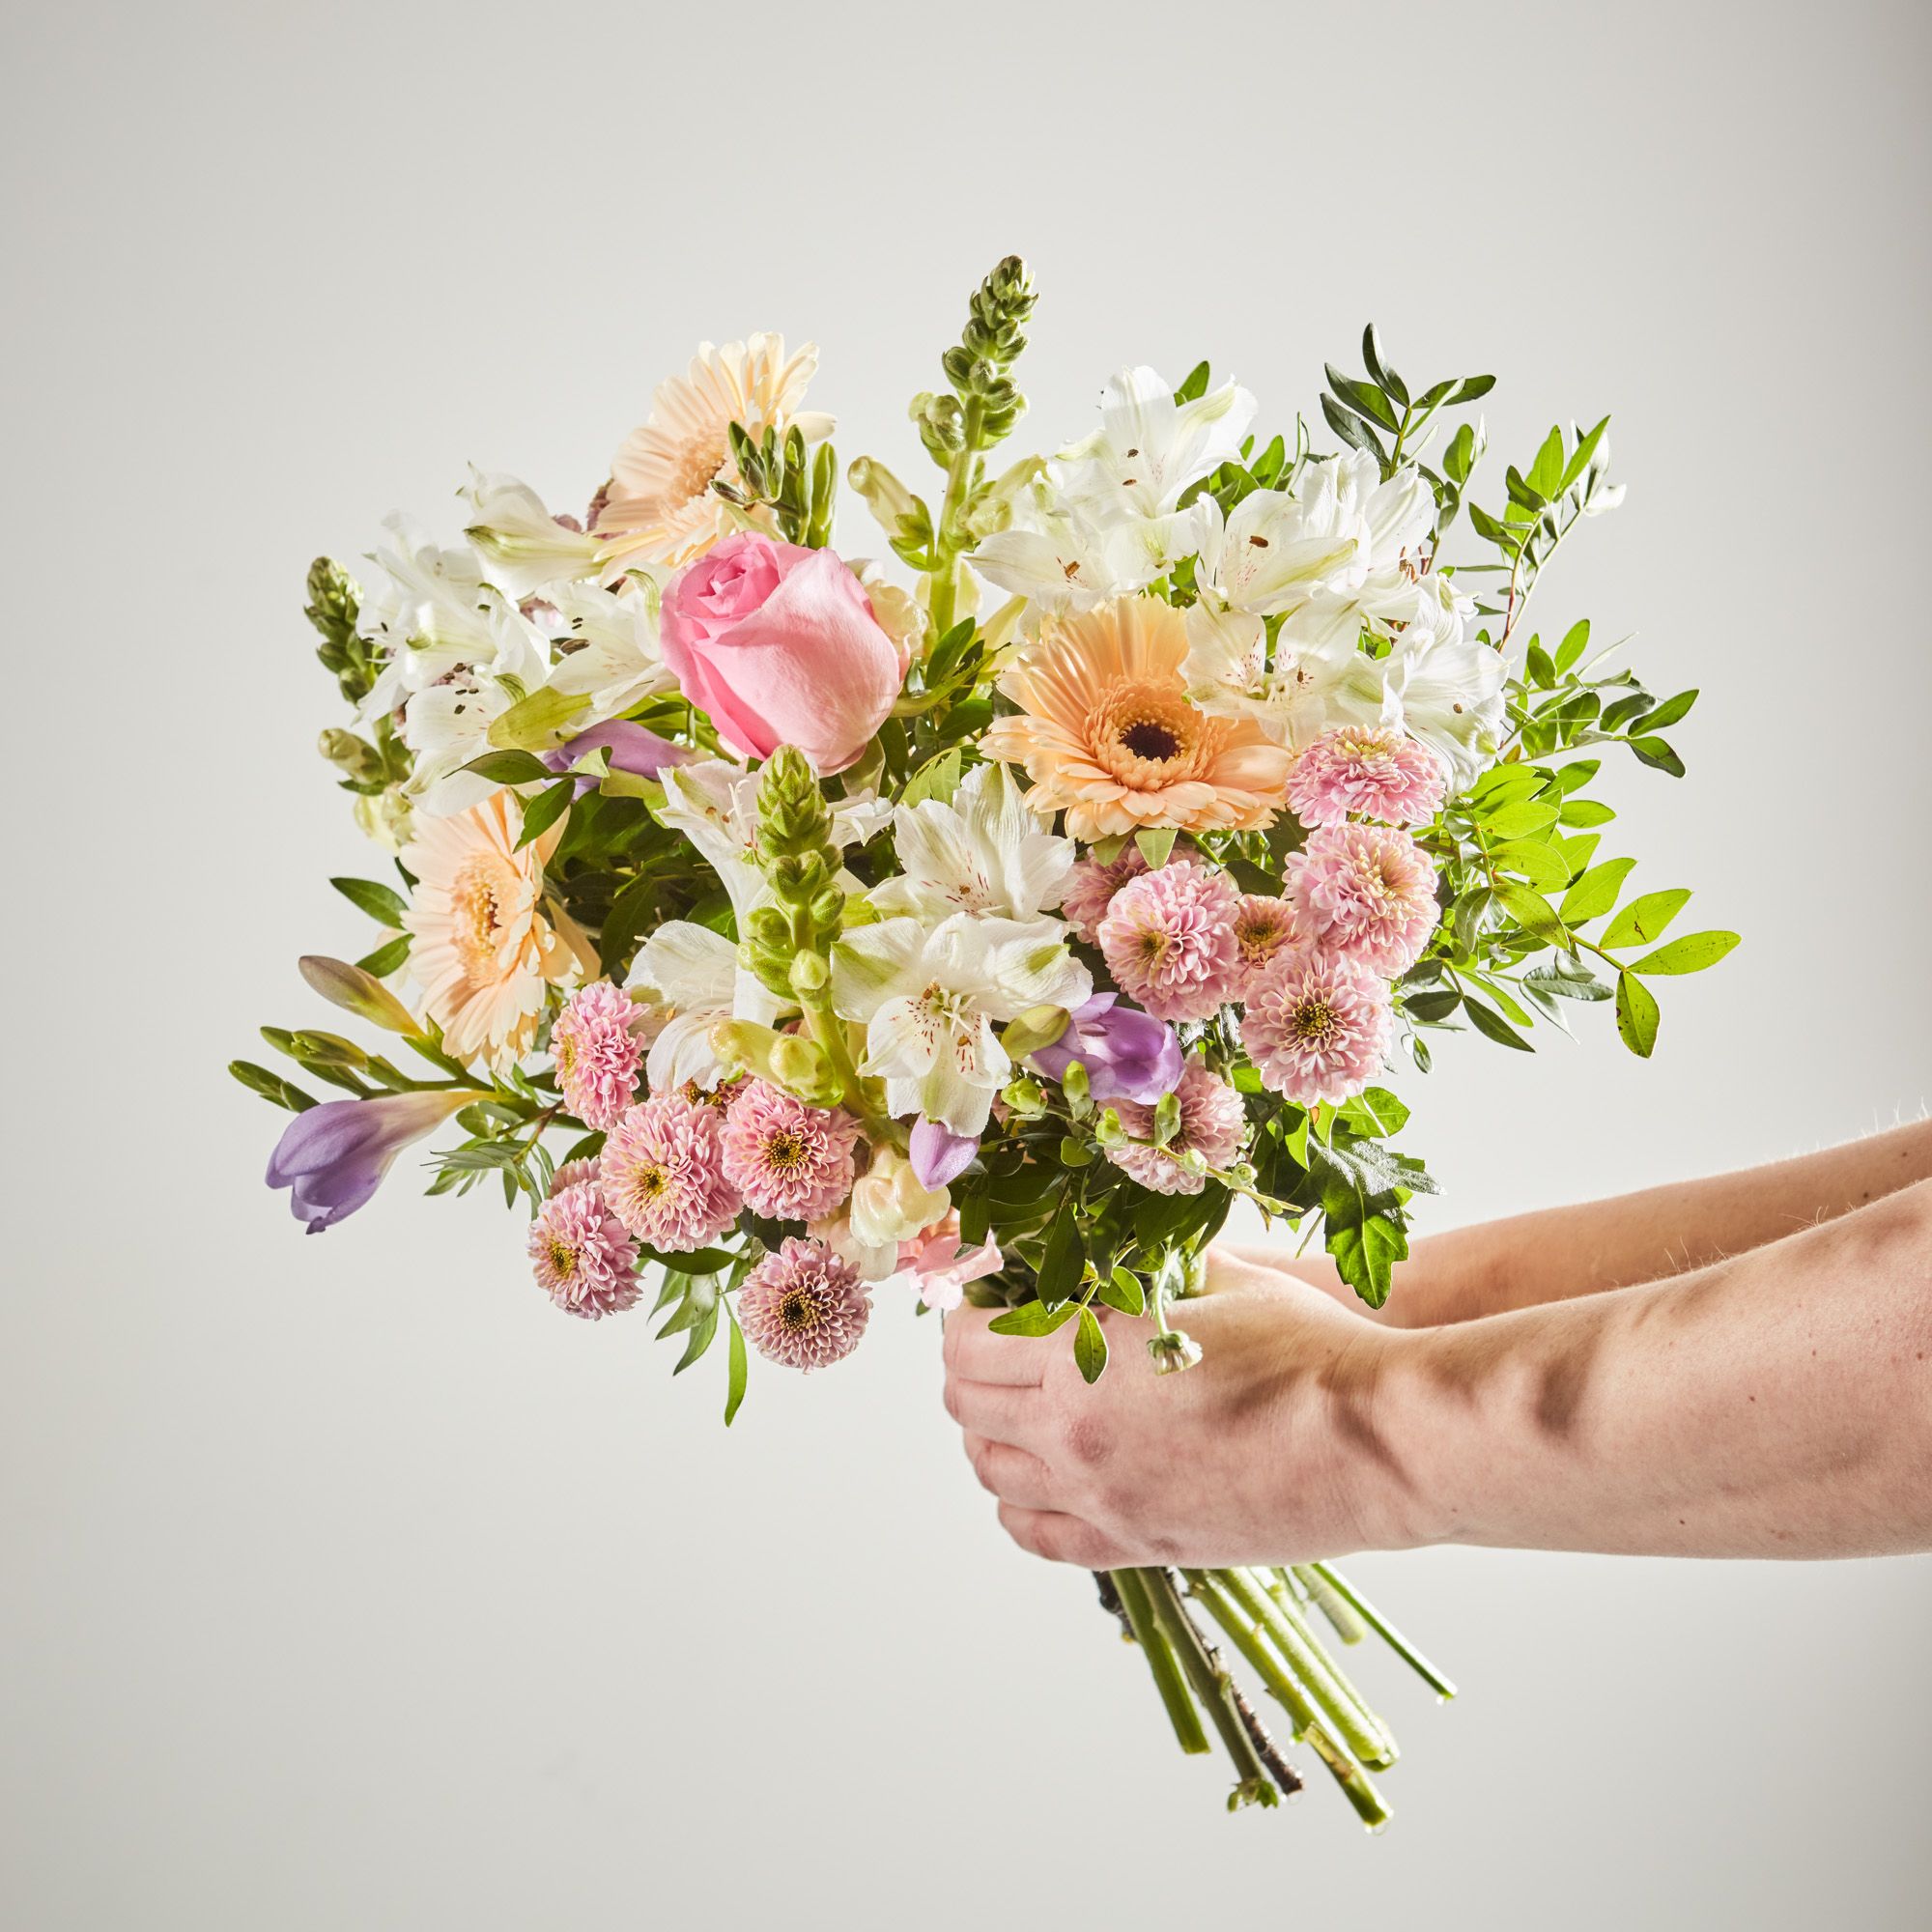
left=1055, top=366, right=1257, bottom=524
left=395, top=600, right=551, bottom=816
left=847, top=1148, right=951, bottom=1248
left=355, top=515, right=501, bottom=708
left=831, top=913, right=1091, bottom=1137
left=545, top=576, right=677, bottom=724
left=623, top=918, right=781, bottom=1093
left=459, top=469, right=606, bottom=599
left=869, top=760, right=1075, bottom=923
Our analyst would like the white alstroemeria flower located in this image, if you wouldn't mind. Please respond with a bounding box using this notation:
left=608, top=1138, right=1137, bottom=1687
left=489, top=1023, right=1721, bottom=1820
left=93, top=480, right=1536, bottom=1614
left=356, top=515, right=503, bottom=718
left=389, top=598, right=553, bottom=815
left=545, top=576, right=678, bottom=724
left=869, top=760, right=1075, bottom=923
left=1378, top=632, right=1506, bottom=785
left=624, top=918, right=782, bottom=1093
left=1056, top=366, right=1257, bottom=524
left=1194, top=487, right=1368, bottom=615
left=970, top=486, right=1123, bottom=615
left=459, top=469, right=607, bottom=599
left=655, top=760, right=893, bottom=919
left=831, top=913, right=1092, bottom=1136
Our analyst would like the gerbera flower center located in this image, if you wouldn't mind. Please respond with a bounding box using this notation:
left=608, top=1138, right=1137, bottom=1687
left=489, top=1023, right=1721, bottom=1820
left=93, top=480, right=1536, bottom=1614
left=450, top=856, right=510, bottom=972
left=1091, top=680, right=1201, bottom=783
left=1120, top=719, right=1180, bottom=761
left=777, top=1286, right=823, bottom=1333
left=673, top=440, right=728, bottom=505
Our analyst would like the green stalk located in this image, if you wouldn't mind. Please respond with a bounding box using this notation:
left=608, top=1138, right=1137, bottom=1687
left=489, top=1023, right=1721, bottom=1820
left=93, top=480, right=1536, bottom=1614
left=1225, top=1568, right=1397, bottom=1770
left=1140, top=1569, right=1278, bottom=1807
left=1187, top=1571, right=1388, bottom=1829
left=926, top=397, right=985, bottom=638
left=1309, top=1562, right=1459, bottom=1701
left=1109, top=1569, right=1208, bottom=1757
left=1290, top=1564, right=1369, bottom=1646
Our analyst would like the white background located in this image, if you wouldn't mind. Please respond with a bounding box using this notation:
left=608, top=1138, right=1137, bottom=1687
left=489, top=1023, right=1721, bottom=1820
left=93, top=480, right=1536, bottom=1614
left=5, top=2, right=1928, bottom=1925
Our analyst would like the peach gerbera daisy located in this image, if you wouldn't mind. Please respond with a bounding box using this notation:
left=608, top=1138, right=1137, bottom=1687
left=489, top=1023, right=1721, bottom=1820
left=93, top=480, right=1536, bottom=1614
left=401, top=790, right=580, bottom=1072
left=981, top=596, right=1294, bottom=839
left=594, top=334, right=834, bottom=569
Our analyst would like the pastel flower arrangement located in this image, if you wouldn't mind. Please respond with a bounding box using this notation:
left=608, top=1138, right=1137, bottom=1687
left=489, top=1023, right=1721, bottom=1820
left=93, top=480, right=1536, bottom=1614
left=236, top=259, right=1736, bottom=1823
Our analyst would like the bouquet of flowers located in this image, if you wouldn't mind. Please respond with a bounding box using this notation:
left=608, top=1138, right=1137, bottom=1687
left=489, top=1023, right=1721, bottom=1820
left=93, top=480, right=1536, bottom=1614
left=236, top=258, right=1735, bottom=1824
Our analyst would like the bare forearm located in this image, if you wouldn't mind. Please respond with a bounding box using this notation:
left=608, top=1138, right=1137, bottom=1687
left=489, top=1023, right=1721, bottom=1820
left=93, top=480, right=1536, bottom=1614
left=1359, top=1179, right=1932, bottom=1559
left=1237, top=1117, right=1932, bottom=1327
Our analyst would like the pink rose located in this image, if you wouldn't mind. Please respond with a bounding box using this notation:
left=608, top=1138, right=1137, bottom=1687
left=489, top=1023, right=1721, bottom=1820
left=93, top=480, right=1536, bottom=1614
left=659, top=531, right=909, bottom=773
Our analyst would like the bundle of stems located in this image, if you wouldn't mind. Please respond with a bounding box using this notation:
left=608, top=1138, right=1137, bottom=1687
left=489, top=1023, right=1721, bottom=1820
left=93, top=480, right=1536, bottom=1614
left=1100, top=1563, right=1455, bottom=1824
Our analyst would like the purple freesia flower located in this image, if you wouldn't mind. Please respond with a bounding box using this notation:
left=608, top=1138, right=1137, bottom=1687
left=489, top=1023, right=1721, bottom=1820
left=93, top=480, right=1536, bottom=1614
left=543, top=720, right=692, bottom=795
left=265, top=1091, right=480, bottom=1233
left=908, top=1116, right=979, bottom=1190
left=1029, top=993, right=1183, bottom=1105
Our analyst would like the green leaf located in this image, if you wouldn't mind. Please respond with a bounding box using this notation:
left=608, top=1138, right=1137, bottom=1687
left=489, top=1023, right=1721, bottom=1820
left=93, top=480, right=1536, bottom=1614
left=1602, top=889, right=1690, bottom=950
left=1360, top=326, right=1407, bottom=407
left=1492, top=838, right=1570, bottom=892
left=1634, top=689, right=1698, bottom=732
left=1073, top=1305, right=1109, bottom=1384
left=673, top=1301, right=719, bottom=1375
left=1627, top=735, right=1687, bottom=777
left=1559, top=798, right=1616, bottom=828
left=355, top=933, right=412, bottom=977
left=1463, top=994, right=1535, bottom=1051
left=723, top=1305, right=749, bottom=1425
left=331, top=876, right=410, bottom=925
left=1553, top=620, right=1591, bottom=675
left=459, top=749, right=553, bottom=786
left=1035, top=1197, right=1086, bottom=1307
left=1098, top=1265, right=1145, bottom=1317
left=515, top=777, right=575, bottom=850
left=1321, top=392, right=1385, bottom=462
left=1449, top=374, right=1495, bottom=404
left=1526, top=424, right=1567, bottom=498
left=1628, top=930, right=1740, bottom=976
left=1615, top=970, right=1660, bottom=1057
left=988, top=1300, right=1079, bottom=1338
left=901, top=747, right=963, bottom=809
left=1485, top=799, right=1560, bottom=839
left=1523, top=957, right=1611, bottom=1003
left=1324, top=364, right=1401, bottom=432
left=1134, top=826, right=1178, bottom=868
left=1173, top=360, right=1210, bottom=404
left=1492, top=879, right=1569, bottom=944
left=1560, top=857, right=1637, bottom=924
left=1403, top=988, right=1462, bottom=1023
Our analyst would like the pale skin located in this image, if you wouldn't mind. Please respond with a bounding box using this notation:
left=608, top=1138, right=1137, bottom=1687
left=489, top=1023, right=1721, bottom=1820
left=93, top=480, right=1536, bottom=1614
left=941, top=1120, right=1932, bottom=1570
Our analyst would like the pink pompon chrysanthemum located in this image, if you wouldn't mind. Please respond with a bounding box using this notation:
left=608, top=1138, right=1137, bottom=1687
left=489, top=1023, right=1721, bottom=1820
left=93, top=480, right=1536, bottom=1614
left=1286, top=724, right=1448, bottom=829
left=1097, top=856, right=1241, bottom=1023
left=1060, top=844, right=1148, bottom=944
left=1107, top=1057, right=1248, bottom=1196
left=736, top=1236, right=871, bottom=1371
left=527, top=1181, right=642, bottom=1320
left=721, top=1081, right=861, bottom=1221
left=600, top=1091, right=743, bottom=1252
left=551, top=980, right=648, bottom=1130
left=550, top=1156, right=601, bottom=1196
left=1240, top=953, right=1393, bottom=1108
left=1232, top=894, right=1319, bottom=999
left=1286, top=823, right=1440, bottom=977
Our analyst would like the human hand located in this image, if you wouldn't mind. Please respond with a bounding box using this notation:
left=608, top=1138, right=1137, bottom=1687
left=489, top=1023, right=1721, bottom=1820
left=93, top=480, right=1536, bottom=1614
left=941, top=1247, right=1411, bottom=1570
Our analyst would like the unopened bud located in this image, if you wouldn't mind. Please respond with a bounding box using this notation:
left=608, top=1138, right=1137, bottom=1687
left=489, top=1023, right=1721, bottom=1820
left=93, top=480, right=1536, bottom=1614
left=1148, top=1327, right=1204, bottom=1376
left=788, top=950, right=830, bottom=997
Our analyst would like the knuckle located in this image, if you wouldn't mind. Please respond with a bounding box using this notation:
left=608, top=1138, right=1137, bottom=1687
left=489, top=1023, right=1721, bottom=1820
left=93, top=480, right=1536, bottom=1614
left=941, top=1378, right=963, bottom=1424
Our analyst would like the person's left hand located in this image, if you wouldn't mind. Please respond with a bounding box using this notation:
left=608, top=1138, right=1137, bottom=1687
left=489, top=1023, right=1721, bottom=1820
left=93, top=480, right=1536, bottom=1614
left=940, top=1246, right=1410, bottom=1569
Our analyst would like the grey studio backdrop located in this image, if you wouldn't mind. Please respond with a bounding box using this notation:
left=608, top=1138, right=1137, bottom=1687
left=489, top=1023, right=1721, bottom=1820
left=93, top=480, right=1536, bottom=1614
left=4, top=3, right=1928, bottom=1927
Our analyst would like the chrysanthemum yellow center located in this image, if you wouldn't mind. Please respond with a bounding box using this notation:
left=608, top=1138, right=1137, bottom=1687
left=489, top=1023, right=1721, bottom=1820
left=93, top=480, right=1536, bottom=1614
left=1293, top=998, right=1338, bottom=1047
left=765, top=1128, right=810, bottom=1171
left=554, top=1036, right=578, bottom=1075
left=548, top=1238, right=579, bottom=1278
left=629, top=1164, right=668, bottom=1202
left=777, top=1287, right=823, bottom=1333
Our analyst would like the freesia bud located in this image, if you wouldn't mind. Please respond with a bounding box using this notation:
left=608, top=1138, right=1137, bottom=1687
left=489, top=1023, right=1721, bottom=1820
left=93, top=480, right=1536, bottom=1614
left=298, top=955, right=423, bottom=1038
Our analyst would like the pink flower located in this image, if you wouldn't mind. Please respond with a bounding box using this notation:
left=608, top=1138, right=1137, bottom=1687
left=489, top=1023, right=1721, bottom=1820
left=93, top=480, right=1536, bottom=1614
left=1240, top=953, right=1393, bottom=1108
left=720, top=1080, right=860, bottom=1221
left=550, top=980, right=648, bottom=1131
left=550, top=1157, right=601, bottom=1195
left=1059, top=844, right=1148, bottom=943
left=737, top=1236, right=871, bottom=1371
left=895, top=1214, right=1003, bottom=1312
left=1232, top=894, right=1319, bottom=999
left=1106, top=1057, right=1248, bottom=1196
left=1287, top=724, right=1448, bottom=829
left=1286, top=824, right=1439, bottom=977
left=1097, top=856, right=1241, bottom=1022
left=527, top=1181, right=642, bottom=1320
left=600, top=1091, right=743, bottom=1252
left=658, top=531, right=908, bottom=774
